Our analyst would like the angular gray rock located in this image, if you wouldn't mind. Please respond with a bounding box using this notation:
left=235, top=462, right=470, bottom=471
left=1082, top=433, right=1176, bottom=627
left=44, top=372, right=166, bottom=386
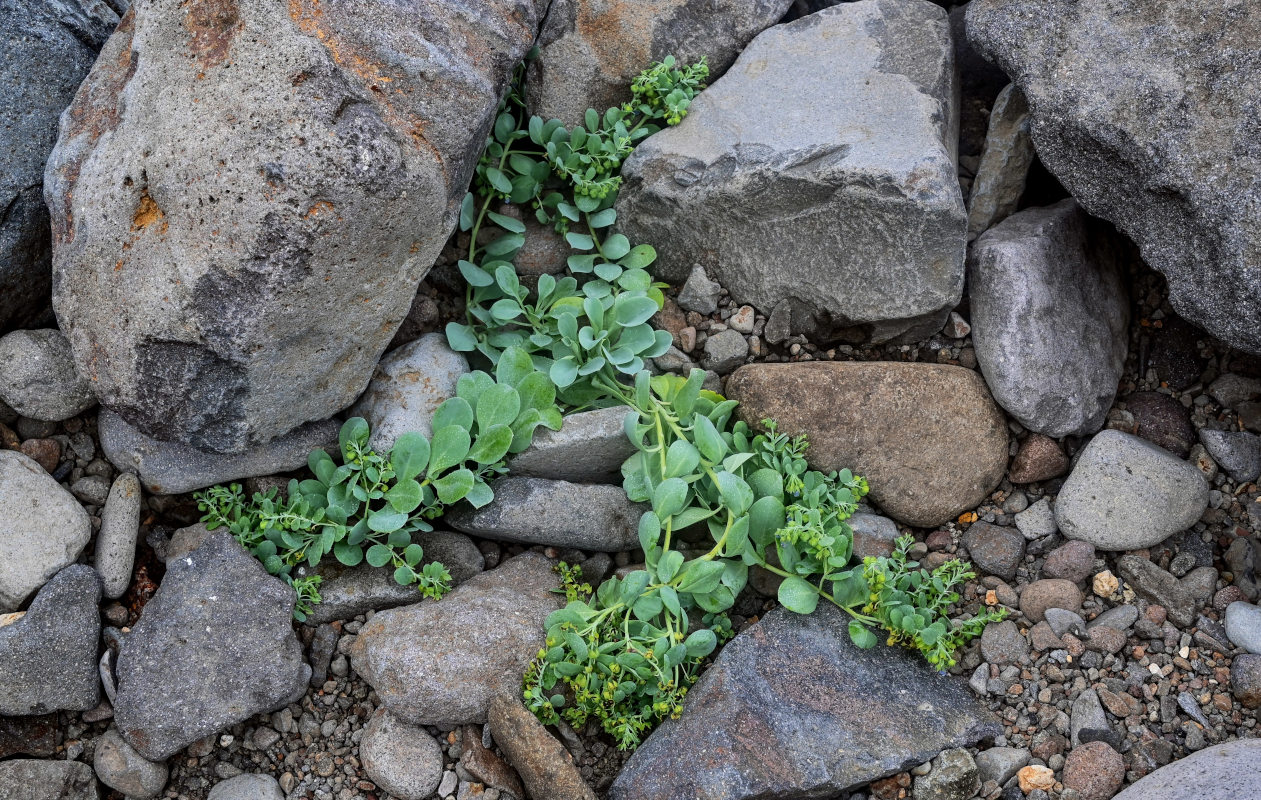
left=1198, top=429, right=1261, bottom=483
left=702, top=329, right=749, bottom=374
left=850, top=512, right=901, bottom=559
left=608, top=604, right=1000, bottom=800
left=349, top=552, right=563, bottom=725
left=0, top=330, right=96, bottom=420
left=1069, top=688, right=1110, bottom=747
left=1117, top=555, right=1216, bottom=628
left=92, top=728, right=168, bottom=799
left=45, top=0, right=546, bottom=453
left=207, top=774, right=285, bottom=800
left=963, top=522, right=1025, bottom=581
left=617, top=0, right=966, bottom=344
left=296, top=529, right=484, bottom=625
left=95, top=472, right=141, bottom=599
left=0, top=0, right=118, bottom=332
left=99, top=409, right=337, bottom=495
left=1112, top=739, right=1261, bottom=800
left=966, top=84, right=1033, bottom=241
left=0, top=565, right=102, bottom=716
left=113, top=530, right=310, bottom=760
left=967, top=0, right=1261, bottom=355
left=0, top=450, right=92, bottom=611
left=974, top=747, right=1029, bottom=787
left=359, top=710, right=444, bottom=800
left=1014, top=497, right=1057, bottom=540
left=525, top=0, right=792, bottom=127
left=914, top=748, right=980, bottom=800
left=676, top=265, right=722, bottom=315
left=507, top=406, right=637, bottom=483
left=0, top=760, right=99, bottom=800
left=979, top=620, right=1028, bottom=666
left=1055, top=431, right=1209, bottom=551
left=446, top=476, right=644, bottom=551
left=968, top=200, right=1128, bottom=437
left=1225, top=602, right=1261, bottom=655
left=349, top=333, right=469, bottom=453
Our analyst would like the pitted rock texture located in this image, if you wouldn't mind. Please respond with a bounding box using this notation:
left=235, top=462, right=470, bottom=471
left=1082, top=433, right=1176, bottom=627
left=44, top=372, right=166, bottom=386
left=616, top=0, right=966, bottom=344
left=45, top=0, right=546, bottom=453
left=967, top=0, right=1261, bottom=355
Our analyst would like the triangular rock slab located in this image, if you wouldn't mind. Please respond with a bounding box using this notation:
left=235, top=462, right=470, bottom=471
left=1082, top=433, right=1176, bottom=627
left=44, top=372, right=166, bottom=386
left=113, top=530, right=309, bottom=760
left=609, top=604, right=1000, bottom=800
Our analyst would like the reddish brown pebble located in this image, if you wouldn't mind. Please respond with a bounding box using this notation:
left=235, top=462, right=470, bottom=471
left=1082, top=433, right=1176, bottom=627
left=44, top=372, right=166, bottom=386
left=1146, top=605, right=1167, bottom=625
left=1042, top=540, right=1097, bottom=584
left=926, top=530, right=953, bottom=551
left=1085, top=626, right=1127, bottom=654
left=1019, top=578, right=1084, bottom=623
left=1009, top=434, right=1070, bottom=483
left=1214, top=586, right=1249, bottom=611
left=1061, top=741, right=1125, bottom=800
left=1030, top=621, right=1065, bottom=652
left=18, top=438, right=61, bottom=473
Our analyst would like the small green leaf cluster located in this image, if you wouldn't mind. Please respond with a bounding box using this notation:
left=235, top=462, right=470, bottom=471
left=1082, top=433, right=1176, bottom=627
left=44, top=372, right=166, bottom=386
left=194, top=353, right=560, bottom=619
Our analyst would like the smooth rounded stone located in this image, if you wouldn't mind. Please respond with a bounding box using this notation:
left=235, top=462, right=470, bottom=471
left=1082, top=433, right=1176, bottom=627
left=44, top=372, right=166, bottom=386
left=46, top=1, right=545, bottom=454
left=297, top=530, right=484, bottom=625
left=1019, top=579, right=1082, bottom=623
left=850, top=512, right=901, bottom=560
left=1087, top=605, right=1138, bottom=633
left=1198, top=429, right=1261, bottom=483
left=349, top=333, right=468, bottom=452
left=980, top=620, right=1028, bottom=666
left=0, top=565, right=102, bottom=715
left=1117, top=555, right=1216, bottom=628
left=1054, top=430, right=1209, bottom=551
left=1062, top=741, right=1125, bottom=800
left=0, top=450, right=92, bottom=611
left=1225, top=537, right=1260, bottom=601
left=1083, top=625, right=1125, bottom=654
left=349, top=552, right=563, bottom=725
left=1225, top=602, right=1261, bottom=655
left=69, top=474, right=109, bottom=506
left=1209, top=374, right=1261, bottom=410
left=0, top=330, right=96, bottom=421
left=207, top=774, right=285, bottom=800
left=975, top=747, right=1029, bottom=787
left=445, top=476, right=644, bottom=551
left=18, top=438, right=61, bottom=473
left=489, top=695, right=596, bottom=800
left=967, top=83, right=1034, bottom=241
left=113, top=530, right=310, bottom=760
left=964, top=522, right=1025, bottom=580
left=1069, top=689, right=1110, bottom=747
left=1230, top=654, right=1261, bottom=708
left=93, top=728, right=168, bottom=799
left=99, top=409, right=338, bottom=495
left=617, top=0, right=966, bottom=346
left=95, top=472, right=141, bottom=599
left=727, top=363, right=1008, bottom=527
left=1015, top=497, right=1057, bottom=540
left=1043, top=608, right=1087, bottom=639
left=1009, top=434, right=1069, bottom=484
left=507, top=406, right=638, bottom=484
left=0, top=759, right=99, bottom=800
left=609, top=603, right=1000, bottom=800
left=969, top=199, right=1128, bottom=437
left=1112, top=739, right=1261, bottom=800
left=967, top=0, right=1261, bottom=356
left=1125, top=391, right=1196, bottom=458
left=360, top=710, right=444, bottom=800
left=525, top=0, right=789, bottom=127
left=1041, top=540, right=1096, bottom=584
left=702, top=329, right=749, bottom=374
left=914, top=748, right=980, bottom=800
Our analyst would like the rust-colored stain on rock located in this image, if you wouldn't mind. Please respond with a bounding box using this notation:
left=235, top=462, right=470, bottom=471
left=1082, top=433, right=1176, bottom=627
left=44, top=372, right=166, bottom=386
left=182, top=0, right=243, bottom=70
left=131, top=190, right=168, bottom=233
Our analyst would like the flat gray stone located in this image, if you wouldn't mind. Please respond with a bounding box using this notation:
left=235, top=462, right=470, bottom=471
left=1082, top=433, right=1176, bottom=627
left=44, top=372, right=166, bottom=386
left=914, top=748, right=979, bottom=800
left=99, top=409, right=337, bottom=495
left=608, top=604, right=1000, bottom=800
left=1117, top=555, right=1216, bottom=628
left=979, top=619, right=1028, bottom=666
left=1055, top=430, right=1209, bottom=551
left=0, top=330, right=96, bottom=421
left=1198, top=429, right=1261, bottom=483
left=701, top=329, right=749, bottom=374
left=1225, top=602, right=1261, bottom=655
left=1069, top=688, right=1110, bottom=747
left=113, top=530, right=309, bottom=760
left=507, top=406, right=637, bottom=484
left=95, top=472, right=141, bottom=599
left=359, top=710, right=444, bottom=800
left=0, top=450, right=92, bottom=611
left=92, top=728, right=168, bottom=799
left=207, top=774, right=284, bottom=800
left=1014, top=497, right=1057, bottom=540
left=966, top=84, right=1034, bottom=241
left=1112, top=739, right=1261, bottom=800
left=1087, top=605, right=1138, bottom=633
left=0, top=760, right=98, bottom=800
left=974, top=747, right=1029, bottom=787
left=617, top=0, right=965, bottom=344
left=349, top=552, right=563, bottom=725
left=349, top=333, right=468, bottom=453
left=676, top=265, right=722, bottom=315
left=969, top=199, right=1128, bottom=437
left=446, top=476, right=644, bottom=552
left=0, top=565, right=102, bottom=715
left=850, top=512, right=901, bottom=559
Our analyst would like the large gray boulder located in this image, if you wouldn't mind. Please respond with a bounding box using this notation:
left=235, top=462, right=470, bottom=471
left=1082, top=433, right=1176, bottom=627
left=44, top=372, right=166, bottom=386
left=45, top=0, right=546, bottom=453
left=0, top=450, right=92, bottom=612
left=113, top=530, right=310, bottom=760
left=609, top=604, right=1000, bottom=800
left=1112, top=739, right=1261, bottom=800
left=967, top=0, right=1261, bottom=355
left=968, top=200, right=1128, bottom=437
left=0, top=0, right=118, bottom=332
left=525, top=0, right=792, bottom=127
left=616, top=0, right=966, bottom=344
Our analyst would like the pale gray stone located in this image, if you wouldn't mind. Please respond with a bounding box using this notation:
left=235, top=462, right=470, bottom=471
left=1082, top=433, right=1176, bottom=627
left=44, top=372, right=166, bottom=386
left=1226, top=602, right=1261, bottom=655
left=0, top=760, right=98, bottom=800
left=95, top=472, right=141, bottom=599
left=1014, top=497, right=1057, bottom=540
left=360, top=711, right=444, bottom=800
left=967, top=84, right=1033, bottom=241
left=914, top=748, right=980, bottom=800
left=974, top=747, right=1029, bottom=787
left=1198, top=429, right=1261, bottom=483
left=1112, top=739, right=1261, bottom=800
left=0, top=329, right=95, bottom=420
left=617, top=0, right=965, bottom=344
left=208, top=774, right=285, bottom=800
left=1069, top=688, right=1109, bottom=747
left=701, top=329, right=749, bottom=374
left=349, top=333, right=469, bottom=453
left=508, top=406, right=637, bottom=483
left=93, top=728, right=168, bottom=799
left=676, top=265, right=721, bottom=315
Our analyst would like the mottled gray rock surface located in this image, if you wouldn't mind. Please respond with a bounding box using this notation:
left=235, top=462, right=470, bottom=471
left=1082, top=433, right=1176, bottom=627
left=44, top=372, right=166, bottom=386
left=609, top=604, right=1000, bottom=800
left=1, top=0, right=117, bottom=332
left=1055, top=431, right=1209, bottom=551
left=1199, top=429, right=1261, bottom=483
left=0, top=329, right=96, bottom=420
left=966, top=84, right=1033, bottom=240
left=92, top=728, right=168, bottom=799
left=446, top=476, right=644, bottom=551
left=1225, top=601, right=1261, bottom=655
left=113, top=530, right=309, bottom=760
left=0, top=759, right=99, bottom=800
left=507, top=406, right=637, bottom=483
left=95, top=472, right=141, bottom=599
left=617, top=0, right=966, bottom=344
left=99, top=409, right=337, bottom=495
left=1112, top=739, right=1261, bottom=800
left=207, top=774, right=285, bottom=800
left=46, top=0, right=546, bottom=452
left=349, top=333, right=468, bottom=453
left=0, top=565, right=101, bottom=716
left=0, top=450, right=92, bottom=611
left=969, top=200, right=1128, bottom=437
left=1117, top=556, right=1215, bottom=628
left=359, top=710, right=444, bottom=800
left=967, top=0, right=1261, bottom=355
left=526, top=0, right=792, bottom=127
